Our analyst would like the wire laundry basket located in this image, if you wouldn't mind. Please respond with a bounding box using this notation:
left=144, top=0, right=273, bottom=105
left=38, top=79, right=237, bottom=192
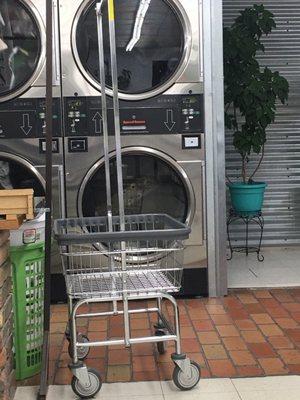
left=54, top=213, right=190, bottom=299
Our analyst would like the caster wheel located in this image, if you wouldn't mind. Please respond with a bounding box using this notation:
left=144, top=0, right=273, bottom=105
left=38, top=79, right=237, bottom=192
left=68, top=334, right=90, bottom=361
left=173, top=360, right=201, bottom=391
left=71, top=368, right=102, bottom=399
left=155, top=330, right=166, bottom=355
left=157, top=341, right=166, bottom=355
left=65, top=323, right=70, bottom=340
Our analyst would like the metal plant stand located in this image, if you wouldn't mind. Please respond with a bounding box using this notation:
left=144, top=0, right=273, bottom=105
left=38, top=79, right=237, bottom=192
left=227, top=209, right=264, bottom=262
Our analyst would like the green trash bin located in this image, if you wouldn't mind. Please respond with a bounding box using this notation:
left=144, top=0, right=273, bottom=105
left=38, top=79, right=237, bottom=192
left=10, top=212, right=45, bottom=380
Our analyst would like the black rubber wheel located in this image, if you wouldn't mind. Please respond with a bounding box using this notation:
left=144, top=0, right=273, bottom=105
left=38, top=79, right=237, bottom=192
left=68, top=334, right=90, bottom=361
left=157, top=341, right=166, bottom=355
left=172, top=360, right=201, bottom=391
left=155, top=329, right=166, bottom=355
left=71, top=368, right=102, bottom=399
left=65, top=323, right=70, bottom=340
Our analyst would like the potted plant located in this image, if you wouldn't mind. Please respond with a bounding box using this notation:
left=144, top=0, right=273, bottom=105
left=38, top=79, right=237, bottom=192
left=223, top=4, right=289, bottom=215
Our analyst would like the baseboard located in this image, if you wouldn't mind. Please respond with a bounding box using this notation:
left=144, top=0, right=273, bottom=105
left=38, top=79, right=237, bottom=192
left=179, top=268, right=208, bottom=297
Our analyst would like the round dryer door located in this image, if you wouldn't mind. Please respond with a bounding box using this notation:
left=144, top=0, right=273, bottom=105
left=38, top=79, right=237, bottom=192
left=73, top=0, right=191, bottom=100
left=0, top=0, right=44, bottom=102
left=0, top=153, right=45, bottom=204
left=79, top=148, right=194, bottom=226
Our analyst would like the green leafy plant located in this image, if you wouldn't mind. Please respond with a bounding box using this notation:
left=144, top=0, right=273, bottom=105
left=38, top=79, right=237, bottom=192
left=224, top=4, right=289, bottom=183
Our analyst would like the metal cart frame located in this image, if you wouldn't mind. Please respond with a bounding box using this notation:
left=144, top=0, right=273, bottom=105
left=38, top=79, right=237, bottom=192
left=54, top=0, right=201, bottom=397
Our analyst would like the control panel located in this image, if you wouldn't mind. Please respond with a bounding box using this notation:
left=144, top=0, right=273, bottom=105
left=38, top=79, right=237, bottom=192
left=65, top=95, right=204, bottom=137
left=0, top=98, right=61, bottom=139
left=65, top=98, right=88, bottom=136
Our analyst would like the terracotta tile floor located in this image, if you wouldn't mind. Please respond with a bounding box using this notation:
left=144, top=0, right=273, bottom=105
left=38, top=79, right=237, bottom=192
left=19, top=288, right=300, bottom=386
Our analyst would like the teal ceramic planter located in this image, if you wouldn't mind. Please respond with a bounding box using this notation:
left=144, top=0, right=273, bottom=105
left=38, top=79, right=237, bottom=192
left=228, top=182, right=267, bottom=215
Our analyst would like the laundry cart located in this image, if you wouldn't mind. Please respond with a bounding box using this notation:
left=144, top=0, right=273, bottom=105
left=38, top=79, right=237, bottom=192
left=54, top=214, right=201, bottom=397
left=54, top=0, right=201, bottom=397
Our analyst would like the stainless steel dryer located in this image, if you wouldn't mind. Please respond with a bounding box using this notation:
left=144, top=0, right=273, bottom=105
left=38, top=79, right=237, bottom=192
left=0, top=0, right=64, bottom=276
left=0, top=0, right=60, bottom=102
left=61, top=0, right=206, bottom=295
left=64, top=94, right=207, bottom=295
left=0, top=97, right=64, bottom=268
left=0, top=95, right=66, bottom=299
left=59, top=0, right=203, bottom=99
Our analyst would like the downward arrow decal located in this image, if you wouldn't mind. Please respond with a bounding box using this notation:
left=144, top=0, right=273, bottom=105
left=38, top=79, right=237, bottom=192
left=164, top=109, right=176, bottom=132
left=21, top=114, right=32, bottom=136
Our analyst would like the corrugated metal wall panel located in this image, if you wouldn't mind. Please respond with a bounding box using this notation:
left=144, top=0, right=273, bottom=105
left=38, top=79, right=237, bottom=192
left=223, top=0, right=300, bottom=245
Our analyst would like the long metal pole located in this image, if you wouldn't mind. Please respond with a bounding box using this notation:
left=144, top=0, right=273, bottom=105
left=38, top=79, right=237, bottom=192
left=107, top=0, right=130, bottom=346
left=96, top=1, right=118, bottom=314
left=38, top=0, right=53, bottom=397
left=107, top=0, right=125, bottom=228
left=96, top=1, right=113, bottom=233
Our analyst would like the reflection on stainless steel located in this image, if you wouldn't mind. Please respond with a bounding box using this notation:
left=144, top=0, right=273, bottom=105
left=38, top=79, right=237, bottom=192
left=0, top=0, right=40, bottom=95
left=0, top=139, right=64, bottom=274
left=76, top=0, right=184, bottom=93
left=70, top=139, right=203, bottom=248
left=67, top=136, right=204, bottom=268
left=126, top=0, right=152, bottom=52
left=83, top=155, right=189, bottom=221
left=0, top=38, right=8, bottom=52
left=72, top=0, right=192, bottom=100
left=79, top=147, right=195, bottom=228
left=0, top=160, right=12, bottom=189
left=0, top=152, right=44, bottom=195
left=0, top=0, right=45, bottom=102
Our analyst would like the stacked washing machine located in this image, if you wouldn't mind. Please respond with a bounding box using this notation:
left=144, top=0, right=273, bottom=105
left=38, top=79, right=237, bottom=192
left=0, top=1, right=64, bottom=278
left=59, top=0, right=207, bottom=295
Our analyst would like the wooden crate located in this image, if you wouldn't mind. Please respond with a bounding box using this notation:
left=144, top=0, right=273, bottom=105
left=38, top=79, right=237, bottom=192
left=0, top=189, right=34, bottom=230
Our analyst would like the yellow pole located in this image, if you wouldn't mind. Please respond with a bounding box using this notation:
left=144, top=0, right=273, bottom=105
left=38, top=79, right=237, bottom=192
left=108, top=0, right=115, bottom=21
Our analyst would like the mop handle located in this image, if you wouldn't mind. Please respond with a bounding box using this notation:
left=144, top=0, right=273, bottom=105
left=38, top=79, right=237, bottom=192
left=106, top=1, right=130, bottom=347
left=107, top=0, right=126, bottom=232
left=95, top=1, right=113, bottom=233
left=95, top=0, right=125, bottom=231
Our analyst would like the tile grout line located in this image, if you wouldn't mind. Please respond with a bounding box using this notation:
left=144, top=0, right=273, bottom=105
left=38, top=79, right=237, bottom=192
left=205, top=296, right=251, bottom=378
left=158, top=378, right=166, bottom=400
left=204, top=296, right=257, bottom=377
left=251, top=289, right=299, bottom=373
left=230, top=378, right=244, bottom=400
left=228, top=291, right=269, bottom=376
left=225, top=290, right=296, bottom=376
left=218, top=295, right=255, bottom=377
left=226, top=290, right=293, bottom=376
left=51, top=315, right=67, bottom=385
left=183, top=297, right=210, bottom=370
left=29, top=290, right=300, bottom=387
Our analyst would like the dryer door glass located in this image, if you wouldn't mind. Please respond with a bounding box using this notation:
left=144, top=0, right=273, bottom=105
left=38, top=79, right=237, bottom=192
left=0, top=157, right=44, bottom=206
left=82, top=153, right=189, bottom=222
left=76, top=0, right=185, bottom=95
left=0, top=0, right=41, bottom=99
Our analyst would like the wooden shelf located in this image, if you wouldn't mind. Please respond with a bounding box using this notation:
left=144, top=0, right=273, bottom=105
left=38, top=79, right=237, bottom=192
left=0, top=189, right=34, bottom=230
